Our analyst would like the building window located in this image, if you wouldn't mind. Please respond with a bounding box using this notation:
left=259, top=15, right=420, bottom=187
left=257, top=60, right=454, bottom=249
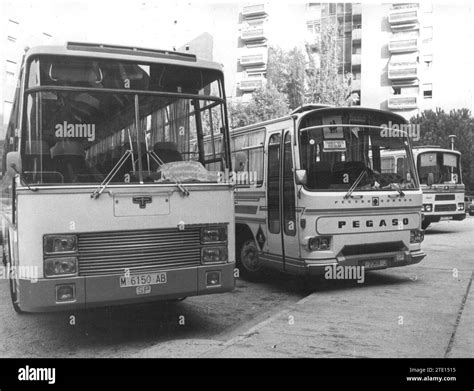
left=306, top=20, right=321, bottom=35
left=423, top=84, right=433, bottom=99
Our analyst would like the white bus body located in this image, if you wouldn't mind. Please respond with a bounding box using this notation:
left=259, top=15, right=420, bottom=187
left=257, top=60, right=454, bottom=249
left=1, top=43, right=235, bottom=313
left=231, top=106, right=425, bottom=279
left=381, top=147, right=465, bottom=229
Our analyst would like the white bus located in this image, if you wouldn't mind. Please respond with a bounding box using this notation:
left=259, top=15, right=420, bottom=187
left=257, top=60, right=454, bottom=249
left=231, top=105, right=425, bottom=279
left=0, top=42, right=235, bottom=313
left=381, top=147, right=465, bottom=229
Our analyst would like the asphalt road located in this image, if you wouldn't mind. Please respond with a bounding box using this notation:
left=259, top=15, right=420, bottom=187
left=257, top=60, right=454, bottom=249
left=0, top=216, right=472, bottom=358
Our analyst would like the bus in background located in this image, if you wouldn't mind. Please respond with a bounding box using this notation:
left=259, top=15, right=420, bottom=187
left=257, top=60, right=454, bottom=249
left=381, top=146, right=465, bottom=229
left=0, top=42, right=235, bottom=313
left=230, top=105, right=425, bottom=280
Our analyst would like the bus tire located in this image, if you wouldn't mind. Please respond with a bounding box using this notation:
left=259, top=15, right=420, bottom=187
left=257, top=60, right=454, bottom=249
left=421, top=221, right=430, bottom=230
left=237, top=238, right=263, bottom=281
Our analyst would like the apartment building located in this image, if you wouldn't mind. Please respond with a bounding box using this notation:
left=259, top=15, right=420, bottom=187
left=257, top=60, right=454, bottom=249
left=361, top=2, right=473, bottom=119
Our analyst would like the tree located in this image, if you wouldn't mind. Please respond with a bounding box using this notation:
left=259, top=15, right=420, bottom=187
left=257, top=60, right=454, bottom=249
left=304, top=23, right=357, bottom=106
left=266, top=46, right=306, bottom=110
left=228, top=85, right=289, bottom=128
left=410, top=108, right=474, bottom=191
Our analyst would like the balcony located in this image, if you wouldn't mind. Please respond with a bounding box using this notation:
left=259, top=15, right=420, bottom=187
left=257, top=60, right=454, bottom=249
left=389, top=37, right=418, bottom=53
left=388, top=61, right=419, bottom=80
left=239, top=78, right=264, bottom=92
left=240, top=53, right=267, bottom=67
left=352, top=3, right=362, bottom=16
left=388, top=95, right=418, bottom=110
left=388, top=8, right=419, bottom=26
left=352, top=28, right=362, bottom=42
left=351, top=79, right=361, bottom=91
left=388, top=54, right=418, bottom=80
left=241, top=27, right=266, bottom=42
left=352, top=54, right=361, bottom=66
left=242, top=4, right=266, bottom=18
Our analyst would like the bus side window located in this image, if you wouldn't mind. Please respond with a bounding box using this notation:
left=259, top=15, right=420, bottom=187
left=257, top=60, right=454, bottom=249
left=267, top=134, right=281, bottom=234
left=396, top=157, right=405, bottom=176
left=283, top=132, right=296, bottom=236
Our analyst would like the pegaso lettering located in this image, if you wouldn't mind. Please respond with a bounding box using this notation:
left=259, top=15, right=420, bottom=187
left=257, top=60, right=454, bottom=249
left=338, top=218, right=409, bottom=229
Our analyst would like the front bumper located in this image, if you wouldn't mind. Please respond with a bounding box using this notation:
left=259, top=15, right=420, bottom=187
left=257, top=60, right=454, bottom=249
left=303, top=249, right=426, bottom=276
left=17, top=263, right=235, bottom=313
left=423, top=212, right=466, bottom=223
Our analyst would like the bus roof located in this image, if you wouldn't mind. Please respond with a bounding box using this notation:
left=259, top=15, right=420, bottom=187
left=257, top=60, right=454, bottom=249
left=231, top=105, right=408, bottom=134
left=381, top=147, right=461, bottom=156
left=412, top=146, right=461, bottom=155
left=23, top=42, right=223, bottom=72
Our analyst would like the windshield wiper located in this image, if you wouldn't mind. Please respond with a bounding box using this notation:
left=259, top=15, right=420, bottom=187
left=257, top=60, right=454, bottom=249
left=389, top=183, right=405, bottom=197
left=91, top=150, right=132, bottom=199
left=148, top=151, right=190, bottom=196
left=344, top=169, right=367, bottom=199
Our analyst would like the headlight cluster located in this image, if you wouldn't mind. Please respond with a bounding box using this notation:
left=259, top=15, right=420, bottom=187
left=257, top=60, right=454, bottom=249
left=422, top=204, right=433, bottom=213
left=202, top=247, right=228, bottom=263
left=201, top=227, right=227, bottom=243
left=308, top=236, right=331, bottom=251
left=410, top=229, right=424, bottom=243
left=201, top=226, right=228, bottom=264
left=43, top=235, right=78, bottom=278
left=457, top=203, right=464, bottom=211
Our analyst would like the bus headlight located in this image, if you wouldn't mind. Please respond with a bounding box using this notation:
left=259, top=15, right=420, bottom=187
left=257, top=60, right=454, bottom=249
left=410, top=229, right=424, bottom=243
left=457, top=202, right=464, bottom=211
left=44, top=235, right=77, bottom=254
left=422, top=204, right=433, bottom=213
left=44, top=257, right=78, bottom=277
left=201, top=227, right=227, bottom=243
left=308, top=236, right=331, bottom=251
left=202, top=247, right=228, bottom=263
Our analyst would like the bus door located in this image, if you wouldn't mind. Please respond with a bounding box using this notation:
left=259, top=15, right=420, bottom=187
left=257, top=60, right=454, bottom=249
left=266, top=131, right=298, bottom=271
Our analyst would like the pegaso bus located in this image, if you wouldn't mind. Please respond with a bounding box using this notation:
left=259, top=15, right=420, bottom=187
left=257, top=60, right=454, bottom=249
left=380, top=146, right=465, bottom=229
left=0, top=42, right=235, bottom=313
left=230, top=105, right=425, bottom=280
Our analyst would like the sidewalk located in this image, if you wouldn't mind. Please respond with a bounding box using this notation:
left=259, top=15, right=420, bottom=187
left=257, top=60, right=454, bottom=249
left=201, top=267, right=473, bottom=358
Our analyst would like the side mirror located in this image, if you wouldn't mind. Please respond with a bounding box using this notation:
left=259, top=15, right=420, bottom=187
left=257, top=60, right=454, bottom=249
left=6, top=152, right=22, bottom=179
left=427, top=172, right=434, bottom=187
left=295, top=169, right=307, bottom=185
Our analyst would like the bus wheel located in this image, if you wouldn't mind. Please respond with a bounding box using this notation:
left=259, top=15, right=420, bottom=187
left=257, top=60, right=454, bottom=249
left=421, top=221, right=430, bottom=230
left=237, top=239, right=263, bottom=281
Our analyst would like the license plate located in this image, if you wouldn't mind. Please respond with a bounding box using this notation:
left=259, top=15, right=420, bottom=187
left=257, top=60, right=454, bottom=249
left=136, top=285, right=151, bottom=295
left=119, top=272, right=167, bottom=288
left=362, top=259, right=389, bottom=269
left=440, top=216, right=453, bottom=221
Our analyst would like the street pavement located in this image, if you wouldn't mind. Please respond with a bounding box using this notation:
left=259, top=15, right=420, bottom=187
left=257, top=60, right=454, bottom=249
left=0, top=216, right=472, bottom=358
left=139, top=216, right=474, bottom=358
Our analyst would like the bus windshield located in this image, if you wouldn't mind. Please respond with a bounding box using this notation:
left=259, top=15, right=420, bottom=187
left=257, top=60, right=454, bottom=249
left=299, top=110, right=418, bottom=192
left=22, top=56, right=228, bottom=185
left=417, top=151, right=461, bottom=185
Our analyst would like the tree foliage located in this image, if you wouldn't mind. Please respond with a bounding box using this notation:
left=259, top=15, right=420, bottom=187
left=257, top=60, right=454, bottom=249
left=228, top=85, right=289, bottom=128
left=304, top=23, right=358, bottom=106
left=410, top=108, right=474, bottom=191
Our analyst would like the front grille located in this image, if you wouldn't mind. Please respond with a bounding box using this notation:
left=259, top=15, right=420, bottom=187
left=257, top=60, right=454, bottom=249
left=77, top=227, right=202, bottom=276
left=435, top=194, right=455, bottom=201
left=434, top=204, right=456, bottom=212
left=340, top=241, right=405, bottom=257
